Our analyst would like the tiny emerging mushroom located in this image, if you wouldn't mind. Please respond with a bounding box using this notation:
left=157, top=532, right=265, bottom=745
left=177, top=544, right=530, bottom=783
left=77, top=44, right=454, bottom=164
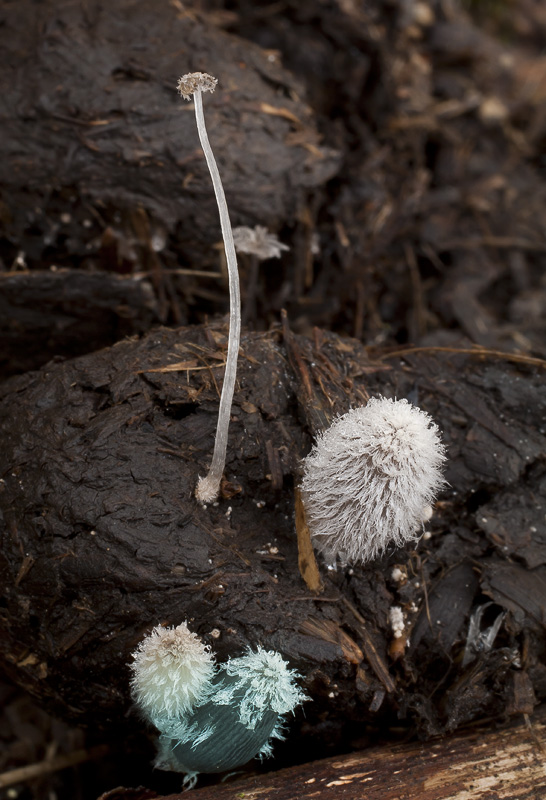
left=389, top=606, right=405, bottom=639
left=177, top=72, right=241, bottom=505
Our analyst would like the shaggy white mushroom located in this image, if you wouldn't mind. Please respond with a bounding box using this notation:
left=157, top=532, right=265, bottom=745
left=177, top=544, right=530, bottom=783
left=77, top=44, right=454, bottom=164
left=301, top=397, right=446, bottom=565
left=232, top=225, right=289, bottom=260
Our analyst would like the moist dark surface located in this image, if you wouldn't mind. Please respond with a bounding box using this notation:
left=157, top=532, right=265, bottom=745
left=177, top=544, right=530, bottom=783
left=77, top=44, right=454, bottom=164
left=1, top=0, right=545, bottom=797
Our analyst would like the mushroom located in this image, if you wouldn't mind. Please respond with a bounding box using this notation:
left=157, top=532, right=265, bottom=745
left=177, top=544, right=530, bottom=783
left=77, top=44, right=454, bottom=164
left=177, top=73, right=241, bottom=504
left=130, top=623, right=306, bottom=788
left=301, top=397, right=446, bottom=565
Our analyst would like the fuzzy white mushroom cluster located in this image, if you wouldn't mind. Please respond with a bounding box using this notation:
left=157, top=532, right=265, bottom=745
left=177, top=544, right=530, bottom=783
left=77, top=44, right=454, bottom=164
left=130, top=623, right=306, bottom=786
left=301, top=397, right=446, bottom=565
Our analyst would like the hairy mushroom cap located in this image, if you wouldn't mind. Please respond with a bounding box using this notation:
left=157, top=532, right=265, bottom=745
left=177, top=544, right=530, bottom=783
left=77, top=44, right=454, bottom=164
left=130, top=623, right=215, bottom=724
left=301, top=397, right=446, bottom=565
left=215, top=646, right=307, bottom=730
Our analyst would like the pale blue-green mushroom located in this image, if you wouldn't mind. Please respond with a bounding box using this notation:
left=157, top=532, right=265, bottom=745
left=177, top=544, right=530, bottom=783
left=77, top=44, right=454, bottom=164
left=131, top=624, right=307, bottom=789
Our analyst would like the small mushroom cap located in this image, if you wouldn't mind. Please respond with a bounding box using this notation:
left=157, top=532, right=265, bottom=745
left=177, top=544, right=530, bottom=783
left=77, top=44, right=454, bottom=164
left=232, top=225, right=290, bottom=260
left=130, top=623, right=215, bottom=722
left=177, top=72, right=218, bottom=100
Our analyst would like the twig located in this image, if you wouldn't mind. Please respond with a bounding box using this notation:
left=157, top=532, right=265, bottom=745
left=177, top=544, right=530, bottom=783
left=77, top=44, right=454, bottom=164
left=0, top=745, right=109, bottom=789
left=379, top=345, right=546, bottom=369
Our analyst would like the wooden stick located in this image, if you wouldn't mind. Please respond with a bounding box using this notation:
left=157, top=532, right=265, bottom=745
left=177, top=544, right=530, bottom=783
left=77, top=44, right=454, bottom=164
left=0, top=744, right=109, bottom=789
left=379, top=345, right=546, bottom=369
left=159, top=706, right=546, bottom=799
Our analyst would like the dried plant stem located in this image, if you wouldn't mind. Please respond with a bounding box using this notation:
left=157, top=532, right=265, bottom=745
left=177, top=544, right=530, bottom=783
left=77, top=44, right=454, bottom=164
left=193, top=89, right=241, bottom=504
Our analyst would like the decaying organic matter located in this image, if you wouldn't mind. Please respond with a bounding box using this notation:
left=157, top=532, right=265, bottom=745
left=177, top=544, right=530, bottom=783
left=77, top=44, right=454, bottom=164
left=0, top=323, right=545, bottom=753
left=0, top=270, right=160, bottom=379
left=0, top=0, right=340, bottom=270
left=1, top=0, right=546, bottom=792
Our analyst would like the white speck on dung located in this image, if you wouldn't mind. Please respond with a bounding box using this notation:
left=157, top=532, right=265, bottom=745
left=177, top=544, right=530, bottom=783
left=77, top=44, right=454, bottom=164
left=391, top=566, right=405, bottom=583
left=389, top=606, right=405, bottom=637
left=301, top=398, right=446, bottom=564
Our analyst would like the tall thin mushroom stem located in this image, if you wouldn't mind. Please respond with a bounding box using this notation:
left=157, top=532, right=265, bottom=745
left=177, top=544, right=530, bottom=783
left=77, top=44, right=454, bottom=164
left=177, top=73, right=241, bottom=504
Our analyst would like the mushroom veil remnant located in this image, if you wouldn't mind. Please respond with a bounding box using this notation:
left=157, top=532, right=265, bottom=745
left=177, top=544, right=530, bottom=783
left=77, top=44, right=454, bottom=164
left=177, top=72, right=241, bottom=504
left=301, top=397, right=446, bottom=565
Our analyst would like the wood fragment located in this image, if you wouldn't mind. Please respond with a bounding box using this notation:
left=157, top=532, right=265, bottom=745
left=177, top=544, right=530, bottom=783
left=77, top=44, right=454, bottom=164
left=155, top=706, right=546, bottom=799
left=300, top=618, right=363, bottom=664
left=379, top=345, right=546, bottom=369
left=0, top=745, right=109, bottom=789
left=340, top=597, right=396, bottom=694
left=294, top=488, right=323, bottom=594
left=265, top=439, right=284, bottom=491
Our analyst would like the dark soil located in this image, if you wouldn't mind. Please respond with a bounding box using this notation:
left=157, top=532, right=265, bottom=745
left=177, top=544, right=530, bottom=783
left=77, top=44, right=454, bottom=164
left=1, top=0, right=545, bottom=798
